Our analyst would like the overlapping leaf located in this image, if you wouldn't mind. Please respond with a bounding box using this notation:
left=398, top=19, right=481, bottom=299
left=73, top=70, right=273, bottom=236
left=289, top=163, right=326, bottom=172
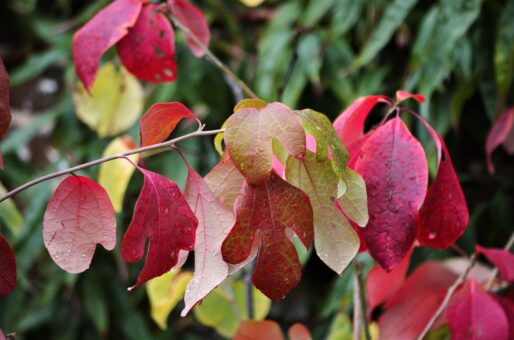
left=0, top=233, right=16, bottom=297
left=225, top=102, right=306, bottom=185
left=43, top=176, right=116, bottom=273
left=221, top=174, right=313, bottom=299
left=336, top=167, right=368, bottom=227
left=204, top=152, right=245, bottom=208
left=117, top=4, right=177, bottom=83
left=168, top=0, right=210, bottom=58
left=486, top=108, right=514, bottom=173
left=121, top=168, right=197, bottom=288
left=182, top=167, right=235, bottom=315
left=72, top=0, right=143, bottom=89
left=139, top=102, right=196, bottom=147
left=286, top=152, right=359, bottom=274
left=354, top=118, right=427, bottom=270
left=476, top=246, right=514, bottom=282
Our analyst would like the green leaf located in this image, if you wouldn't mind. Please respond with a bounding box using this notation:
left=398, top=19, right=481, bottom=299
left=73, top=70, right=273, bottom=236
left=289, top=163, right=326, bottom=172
left=337, top=168, right=368, bottom=227
left=301, top=0, right=335, bottom=27
left=286, top=152, right=359, bottom=274
left=0, top=183, right=23, bottom=235
left=82, top=272, right=109, bottom=334
left=494, top=0, right=514, bottom=99
left=326, top=313, right=353, bottom=340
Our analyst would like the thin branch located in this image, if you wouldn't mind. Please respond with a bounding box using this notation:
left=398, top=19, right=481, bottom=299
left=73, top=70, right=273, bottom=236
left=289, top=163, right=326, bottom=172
left=354, top=260, right=371, bottom=340
left=169, top=16, right=259, bottom=100
left=0, top=128, right=224, bottom=203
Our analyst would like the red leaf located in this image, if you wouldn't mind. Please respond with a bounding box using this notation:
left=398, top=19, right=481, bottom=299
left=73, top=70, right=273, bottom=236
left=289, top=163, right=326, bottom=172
left=446, top=280, right=509, bottom=340
left=495, top=297, right=514, bottom=340
left=72, top=0, right=143, bottom=89
left=168, top=0, right=210, bottom=58
left=234, top=320, right=284, bottom=340
left=117, top=4, right=177, bottom=83
left=121, top=168, right=197, bottom=288
left=354, top=118, right=428, bottom=270
left=0, top=57, right=12, bottom=141
left=486, top=108, right=514, bottom=173
left=221, top=174, right=313, bottom=300
left=379, top=262, right=458, bottom=339
left=139, top=102, right=196, bottom=147
left=476, top=246, right=514, bottom=282
left=366, top=250, right=410, bottom=315
left=181, top=166, right=234, bottom=315
left=395, top=90, right=426, bottom=104
left=0, top=233, right=16, bottom=297
left=43, top=176, right=116, bottom=273
left=288, top=323, right=312, bottom=340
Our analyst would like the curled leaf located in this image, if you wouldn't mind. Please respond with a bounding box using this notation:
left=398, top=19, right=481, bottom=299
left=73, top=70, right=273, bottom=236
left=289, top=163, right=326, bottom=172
left=0, top=233, right=16, bottom=296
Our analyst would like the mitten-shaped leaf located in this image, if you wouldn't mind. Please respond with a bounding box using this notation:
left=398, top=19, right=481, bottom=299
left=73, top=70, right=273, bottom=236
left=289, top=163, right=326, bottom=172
left=222, top=175, right=313, bottom=299
left=182, top=167, right=235, bottom=316
left=204, top=152, right=245, bottom=208
left=354, top=118, right=427, bottom=270
left=286, top=152, right=359, bottom=274
left=121, top=168, right=197, bottom=288
left=43, top=176, right=116, bottom=273
left=117, top=4, right=177, bottom=83
left=417, top=117, right=468, bottom=249
left=446, top=280, right=509, bottom=340
left=72, top=0, right=143, bottom=89
left=0, top=233, right=16, bottom=296
left=225, top=102, right=306, bottom=185
left=476, top=246, right=514, bottom=282
left=139, top=102, right=196, bottom=147
left=168, top=0, right=210, bottom=57
left=0, top=57, right=11, bottom=141
left=486, top=108, right=514, bottom=173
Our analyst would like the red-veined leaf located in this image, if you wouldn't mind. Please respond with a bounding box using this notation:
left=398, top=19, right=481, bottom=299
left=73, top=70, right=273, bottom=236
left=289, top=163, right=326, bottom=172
left=446, top=280, right=509, bottom=340
left=204, top=151, right=245, bottom=208
left=354, top=118, right=428, bottom=270
left=486, top=108, right=514, bottom=173
left=121, top=167, right=197, bottom=289
left=117, top=4, right=177, bottom=83
left=43, top=176, right=116, bottom=273
left=221, top=174, right=313, bottom=299
left=139, top=102, right=196, bottom=147
left=415, top=114, right=469, bottom=249
left=168, top=0, right=210, bottom=58
left=0, top=57, right=11, bottom=142
left=234, top=320, right=284, bottom=340
left=379, top=262, right=458, bottom=339
left=181, top=167, right=234, bottom=316
left=0, top=233, right=16, bottom=297
left=72, top=0, right=144, bottom=89
left=476, top=245, right=514, bottom=282
left=225, top=102, right=306, bottom=185
left=288, top=323, right=312, bottom=340
left=395, top=90, right=426, bottom=104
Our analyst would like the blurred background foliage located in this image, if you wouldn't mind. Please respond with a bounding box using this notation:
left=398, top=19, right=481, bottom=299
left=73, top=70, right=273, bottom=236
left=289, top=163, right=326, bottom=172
left=0, top=0, right=513, bottom=338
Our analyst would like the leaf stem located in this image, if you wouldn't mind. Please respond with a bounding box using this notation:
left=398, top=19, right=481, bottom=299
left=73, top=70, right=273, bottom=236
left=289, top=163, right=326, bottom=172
left=0, top=128, right=224, bottom=203
left=354, top=260, right=371, bottom=340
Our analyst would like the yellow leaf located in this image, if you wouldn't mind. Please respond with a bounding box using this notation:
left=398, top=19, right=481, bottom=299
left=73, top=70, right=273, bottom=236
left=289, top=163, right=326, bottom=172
left=146, top=269, right=192, bottom=330
left=337, top=168, right=369, bottom=227
left=72, top=62, right=144, bottom=137
left=239, top=0, right=265, bottom=7
left=0, top=182, right=23, bottom=235
left=97, top=136, right=137, bottom=212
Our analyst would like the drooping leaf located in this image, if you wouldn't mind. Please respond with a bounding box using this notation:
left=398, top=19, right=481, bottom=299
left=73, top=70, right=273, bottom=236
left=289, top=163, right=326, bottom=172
left=146, top=269, right=192, bottom=329
left=379, top=262, right=458, bottom=339
left=0, top=56, right=11, bottom=142
left=354, top=118, right=428, bottom=270
left=234, top=320, right=284, bottom=340
left=72, top=0, right=143, bottom=89
left=336, top=167, right=368, bottom=227
left=168, top=0, right=210, bottom=58
left=476, top=246, right=514, bottom=283
left=43, top=176, right=116, bottom=273
left=494, top=0, right=514, bottom=98
left=204, top=152, right=245, bottom=208
left=225, top=102, right=306, bottom=185
left=72, top=62, right=144, bottom=137
left=0, top=233, right=16, bottom=297
left=97, top=136, right=137, bottom=212
left=485, top=108, right=514, bottom=173
left=117, top=4, right=177, bottom=83
left=222, top=174, right=313, bottom=299
left=121, top=168, right=197, bottom=289
left=286, top=152, right=359, bottom=275
left=416, top=114, right=469, bottom=249
left=0, top=182, right=23, bottom=235
left=446, top=280, right=509, bottom=340
left=139, top=102, right=196, bottom=147
left=181, top=167, right=235, bottom=316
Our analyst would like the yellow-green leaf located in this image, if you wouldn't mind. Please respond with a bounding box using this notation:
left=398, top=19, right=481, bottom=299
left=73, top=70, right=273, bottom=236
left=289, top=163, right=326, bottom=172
left=337, top=168, right=368, bottom=227
left=146, top=269, right=192, bottom=330
left=97, top=136, right=137, bottom=212
left=72, top=62, right=144, bottom=137
left=0, top=182, right=23, bottom=235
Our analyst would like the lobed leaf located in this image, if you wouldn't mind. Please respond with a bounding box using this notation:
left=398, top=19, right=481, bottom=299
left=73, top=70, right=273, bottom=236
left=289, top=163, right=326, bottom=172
left=286, top=152, right=359, bottom=275
left=476, top=245, right=514, bottom=283
left=121, top=168, right=197, bottom=289
left=43, top=176, right=116, bottom=273
left=485, top=108, right=514, bottom=173
left=72, top=0, right=143, bottom=89
left=168, top=0, right=210, bottom=58
left=117, top=4, right=177, bottom=83
left=354, top=118, right=428, bottom=270
left=225, top=102, right=306, bottom=185
left=221, top=174, right=313, bottom=300
left=0, top=233, right=16, bottom=297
